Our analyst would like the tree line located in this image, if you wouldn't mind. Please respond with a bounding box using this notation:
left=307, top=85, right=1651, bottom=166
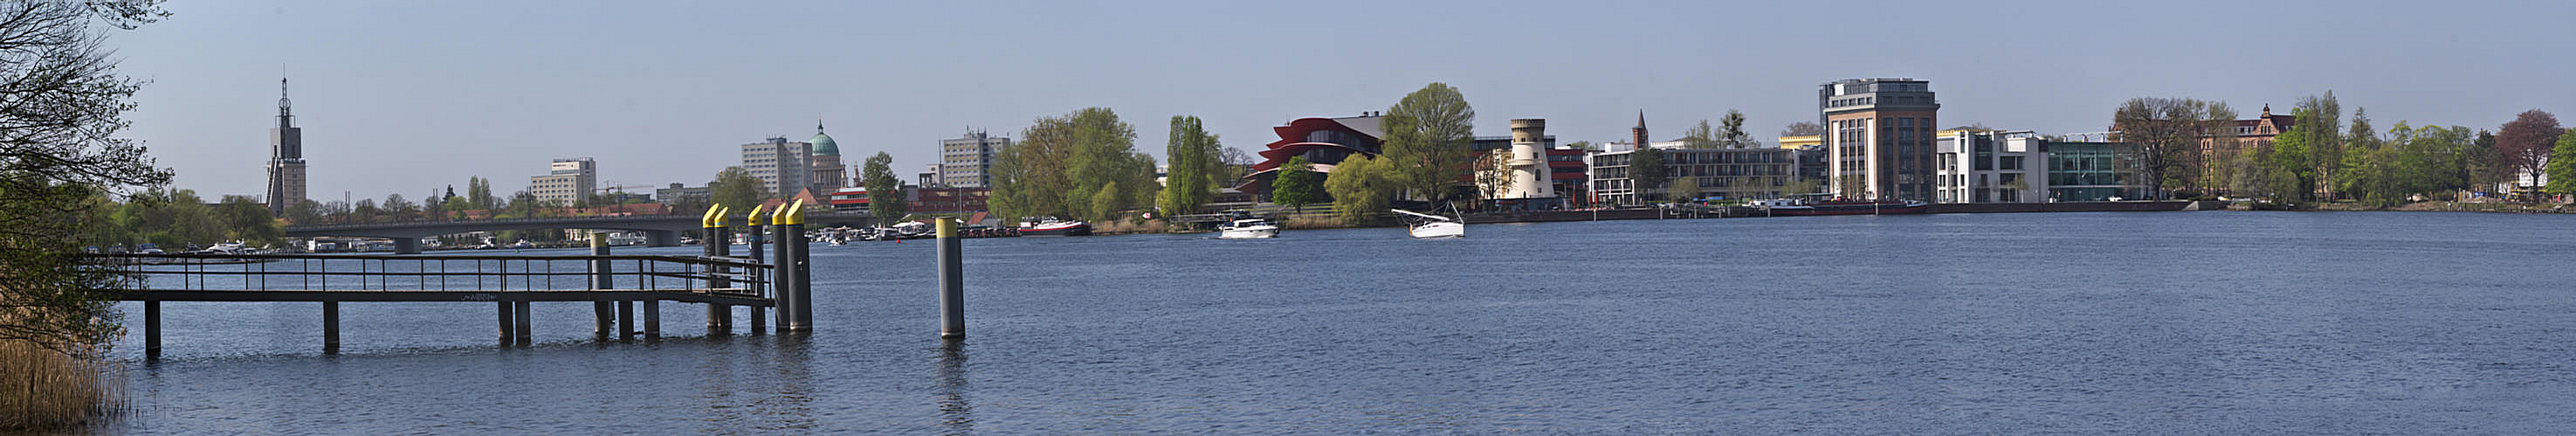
left=2118, top=92, right=2570, bottom=205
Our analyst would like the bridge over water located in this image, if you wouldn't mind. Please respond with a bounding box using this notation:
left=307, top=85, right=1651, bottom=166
left=283, top=212, right=873, bottom=253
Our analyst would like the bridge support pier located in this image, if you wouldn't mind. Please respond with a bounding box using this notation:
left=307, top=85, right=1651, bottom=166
left=512, top=301, right=532, bottom=345
left=644, top=230, right=681, bottom=247
left=144, top=301, right=161, bottom=357
left=323, top=301, right=341, bottom=353
left=642, top=300, right=661, bottom=339
left=497, top=301, right=513, bottom=343
left=392, top=237, right=423, bottom=254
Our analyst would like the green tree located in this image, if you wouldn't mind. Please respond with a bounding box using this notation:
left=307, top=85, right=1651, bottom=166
left=1378, top=83, right=1476, bottom=204
left=2111, top=97, right=2231, bottom=198
left=990, top=107, right=1154, bottom=222
left=2267, top=123, right=2318, bottom=202
left=707, top=166, right=767, bottom=213
left=1718, top=109, right=1756, bottom=149
left=383, top=193, right=419, bottom=221
left=862, top=151, right=906, bottom=225
left=467, top=176, right=497, bottom=211
left=1629, top=147, right=1668, bottom=204
left=1156, top=115, right=1223, bottom=216
left=2546, top=128, right=2576, bottom=196
left=0, top=1, right=172, bottom=356
left=1271, top=156, right=1324, bottom=210
left=215, top=195, right=280, bottom=245
left=1324, top=154, right=1395, bottom=223
left=2297, top=92, right=2345, bottom=199
left=2467, top=130, right=2504, bottom=191
left=1682, top=120, right=1718, bottom=149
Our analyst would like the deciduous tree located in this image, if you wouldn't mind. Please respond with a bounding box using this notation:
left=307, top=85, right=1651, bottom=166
left=1324, top=154, right=1394, bottom=223
left=1377, top=83, right=1475, bottom=204
left=2546, top=128, right=2576, bottom=196
left=706, top=166, right=767, bottom=213
left=2497, top=109, right=2562, bottom=190
left=0, top=0, right=172, bottom=355
left=1156, top=115, right=1222, bottom=216
left=1270, top=156, right=1323, bottom=210
left=863, top=151, right=905, bottom=225
left=1628, top=147, right=1667, bottom=204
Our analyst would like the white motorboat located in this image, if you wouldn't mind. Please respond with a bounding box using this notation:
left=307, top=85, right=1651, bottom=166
left=1391, top=209, right=1464, bottom=239
left=1216, top=218, right=1280, bottom=239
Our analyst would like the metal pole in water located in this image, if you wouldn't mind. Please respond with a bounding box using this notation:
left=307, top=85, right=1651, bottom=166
left=497, top=301, right=514, bottom=343
left=145, top=300, right=161, bottom=356
left=778, top=199, right=813, bottom=332
left=513, top=301, right=532, bottom=345
left=938, top=218, right=965, bottom=341
left=322, top=301, right=341, bottom=353
left=706, top=205, right=736, bottom=332
left=591, top=233, right=612, bottom=339
left=617, top=300, right=635, bottom=342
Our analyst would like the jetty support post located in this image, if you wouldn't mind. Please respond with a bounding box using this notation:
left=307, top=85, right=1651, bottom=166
left=617, top=299, right=635, bottom=342
left=497, top=301, right=514, bottom=343
left=642, top=298, right=660, bottom=339
left=590, top=233, right=613, bottom=339
left=322, top=301, right=341, bottom=353
left=791, top=206, right=812, bottom=331
left=512, top=301, right=532, bottom=345
left=938, top=218, right=965, bottom=341
left=144, top=300, right=161, bottom=356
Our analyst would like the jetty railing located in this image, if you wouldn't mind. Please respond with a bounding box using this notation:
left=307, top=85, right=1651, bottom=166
left=89, top=253, right=775, bottom=356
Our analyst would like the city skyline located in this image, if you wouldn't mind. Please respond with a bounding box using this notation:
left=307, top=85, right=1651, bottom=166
left=110, top=1, right=2576, bottom=201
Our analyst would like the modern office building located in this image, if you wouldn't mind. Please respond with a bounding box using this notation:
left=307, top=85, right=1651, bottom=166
left=1588, top=140, right=1798, bottom=205
left=809, top=121, right=845, bottom=193
left=527, top=157, right=597, bottom=205
left=1934, top=129, right=2151, bottom=203
left=741, top=136, right=814, bottom=197
left=655, top=183, right=709, bottom=206
left=940, top=130, right=1008, bottom=188
left=1820, top=78, right=1939, bottom=200
left=265, top=77, right=307, bottom=217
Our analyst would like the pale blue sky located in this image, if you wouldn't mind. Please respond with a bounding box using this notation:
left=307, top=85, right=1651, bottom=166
left=112, top=0, right=2574, bottom=201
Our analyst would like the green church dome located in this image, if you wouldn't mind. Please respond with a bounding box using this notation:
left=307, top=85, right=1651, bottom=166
left=809, top=121, right=839, bottom=156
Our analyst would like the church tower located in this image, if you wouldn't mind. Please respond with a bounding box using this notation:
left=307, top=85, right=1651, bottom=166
left=266, top=77, right=307, bottom=217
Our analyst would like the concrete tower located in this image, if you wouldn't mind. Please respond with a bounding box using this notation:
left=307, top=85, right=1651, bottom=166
left=265, top=77, right=307, bottom=218
left=1505, top=119, right=1552, bottom=198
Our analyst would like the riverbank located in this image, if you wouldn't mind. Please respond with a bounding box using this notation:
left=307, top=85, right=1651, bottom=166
left=2239, top=200, right=2575, bottom=213
left=0, top=338, right=121, bottom=432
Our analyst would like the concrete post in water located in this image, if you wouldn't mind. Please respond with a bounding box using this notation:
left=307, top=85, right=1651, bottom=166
left=513, top=301, right=532, bottom=345
left=497, top=301, right=514, bottom=343
left=938, top=218, right=965, bottom=340
left=590, top=233, right=612, bottom=339
left=617, top=300, right=635, bottom=341
left=775, top=199, right=812, bottom=332
left=322, top=301, right=341, bottom=352
left=145, top=300, right=161, bottom=356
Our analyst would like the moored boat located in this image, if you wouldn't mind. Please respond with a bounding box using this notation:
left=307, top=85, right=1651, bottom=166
left=1391, top=209, right=1464, bottom=239
left=1760, top=198, right=1928, bottom=216
left=1019, top=218, right=1092, bottom=237
left=1216, top=218, right=1280, bottom=239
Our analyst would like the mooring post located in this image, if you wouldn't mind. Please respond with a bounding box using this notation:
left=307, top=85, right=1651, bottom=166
left=591, top=233, right=613, bottom=339
left=772, top=210, right=796, bottom=332
left=513, top=301, right=532, bottom=345
left=145, top=300, right=162, bottom=356
left=748, top=304, right=766, bottom=334
left=322, top=301, right=341, bottom=353
left=706, top=205, right=735, bottom=332
left=790, top=210, right=812, bottom=332
left=497, top=301, right=514, bottom=343
left=938, top=218, right=965, bottom=340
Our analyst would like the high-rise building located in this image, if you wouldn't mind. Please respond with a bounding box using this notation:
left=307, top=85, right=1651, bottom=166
left=1820, top=78, right=1939, bottom=200
left=809, top=120, right=845, bottom=193
left=528, top=157, right=596, bottom=205
left=265, top=77, right=308, bottom=217
left=741, top=136, right=813, bottom=197
left=940, top=130, right=1009, bottom=188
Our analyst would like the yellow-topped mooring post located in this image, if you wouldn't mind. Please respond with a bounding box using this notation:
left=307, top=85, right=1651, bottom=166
left=938, top=217, right=965, bottom=340
left=772, top=199, right=812, bottom=331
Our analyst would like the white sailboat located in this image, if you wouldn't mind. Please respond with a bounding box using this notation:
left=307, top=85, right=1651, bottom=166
left=1391, top=209, right=1464, bottom=239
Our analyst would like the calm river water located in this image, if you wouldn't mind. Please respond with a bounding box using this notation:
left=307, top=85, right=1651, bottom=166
left=97, top=211, right=2576, bottom=433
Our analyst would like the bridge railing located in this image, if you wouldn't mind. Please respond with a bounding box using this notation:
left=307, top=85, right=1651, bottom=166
left=87, top=253, right=771, bottom=297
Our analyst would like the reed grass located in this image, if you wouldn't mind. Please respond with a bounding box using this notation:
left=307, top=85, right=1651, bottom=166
left=0, top=326, right=123, bottom=432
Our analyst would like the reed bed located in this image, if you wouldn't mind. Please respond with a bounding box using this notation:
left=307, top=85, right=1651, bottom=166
left=0, top=324, right=124, bottom=432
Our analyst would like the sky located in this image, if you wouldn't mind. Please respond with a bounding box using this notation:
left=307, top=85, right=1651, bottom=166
left=108, top=0, right=2576, bottom=202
